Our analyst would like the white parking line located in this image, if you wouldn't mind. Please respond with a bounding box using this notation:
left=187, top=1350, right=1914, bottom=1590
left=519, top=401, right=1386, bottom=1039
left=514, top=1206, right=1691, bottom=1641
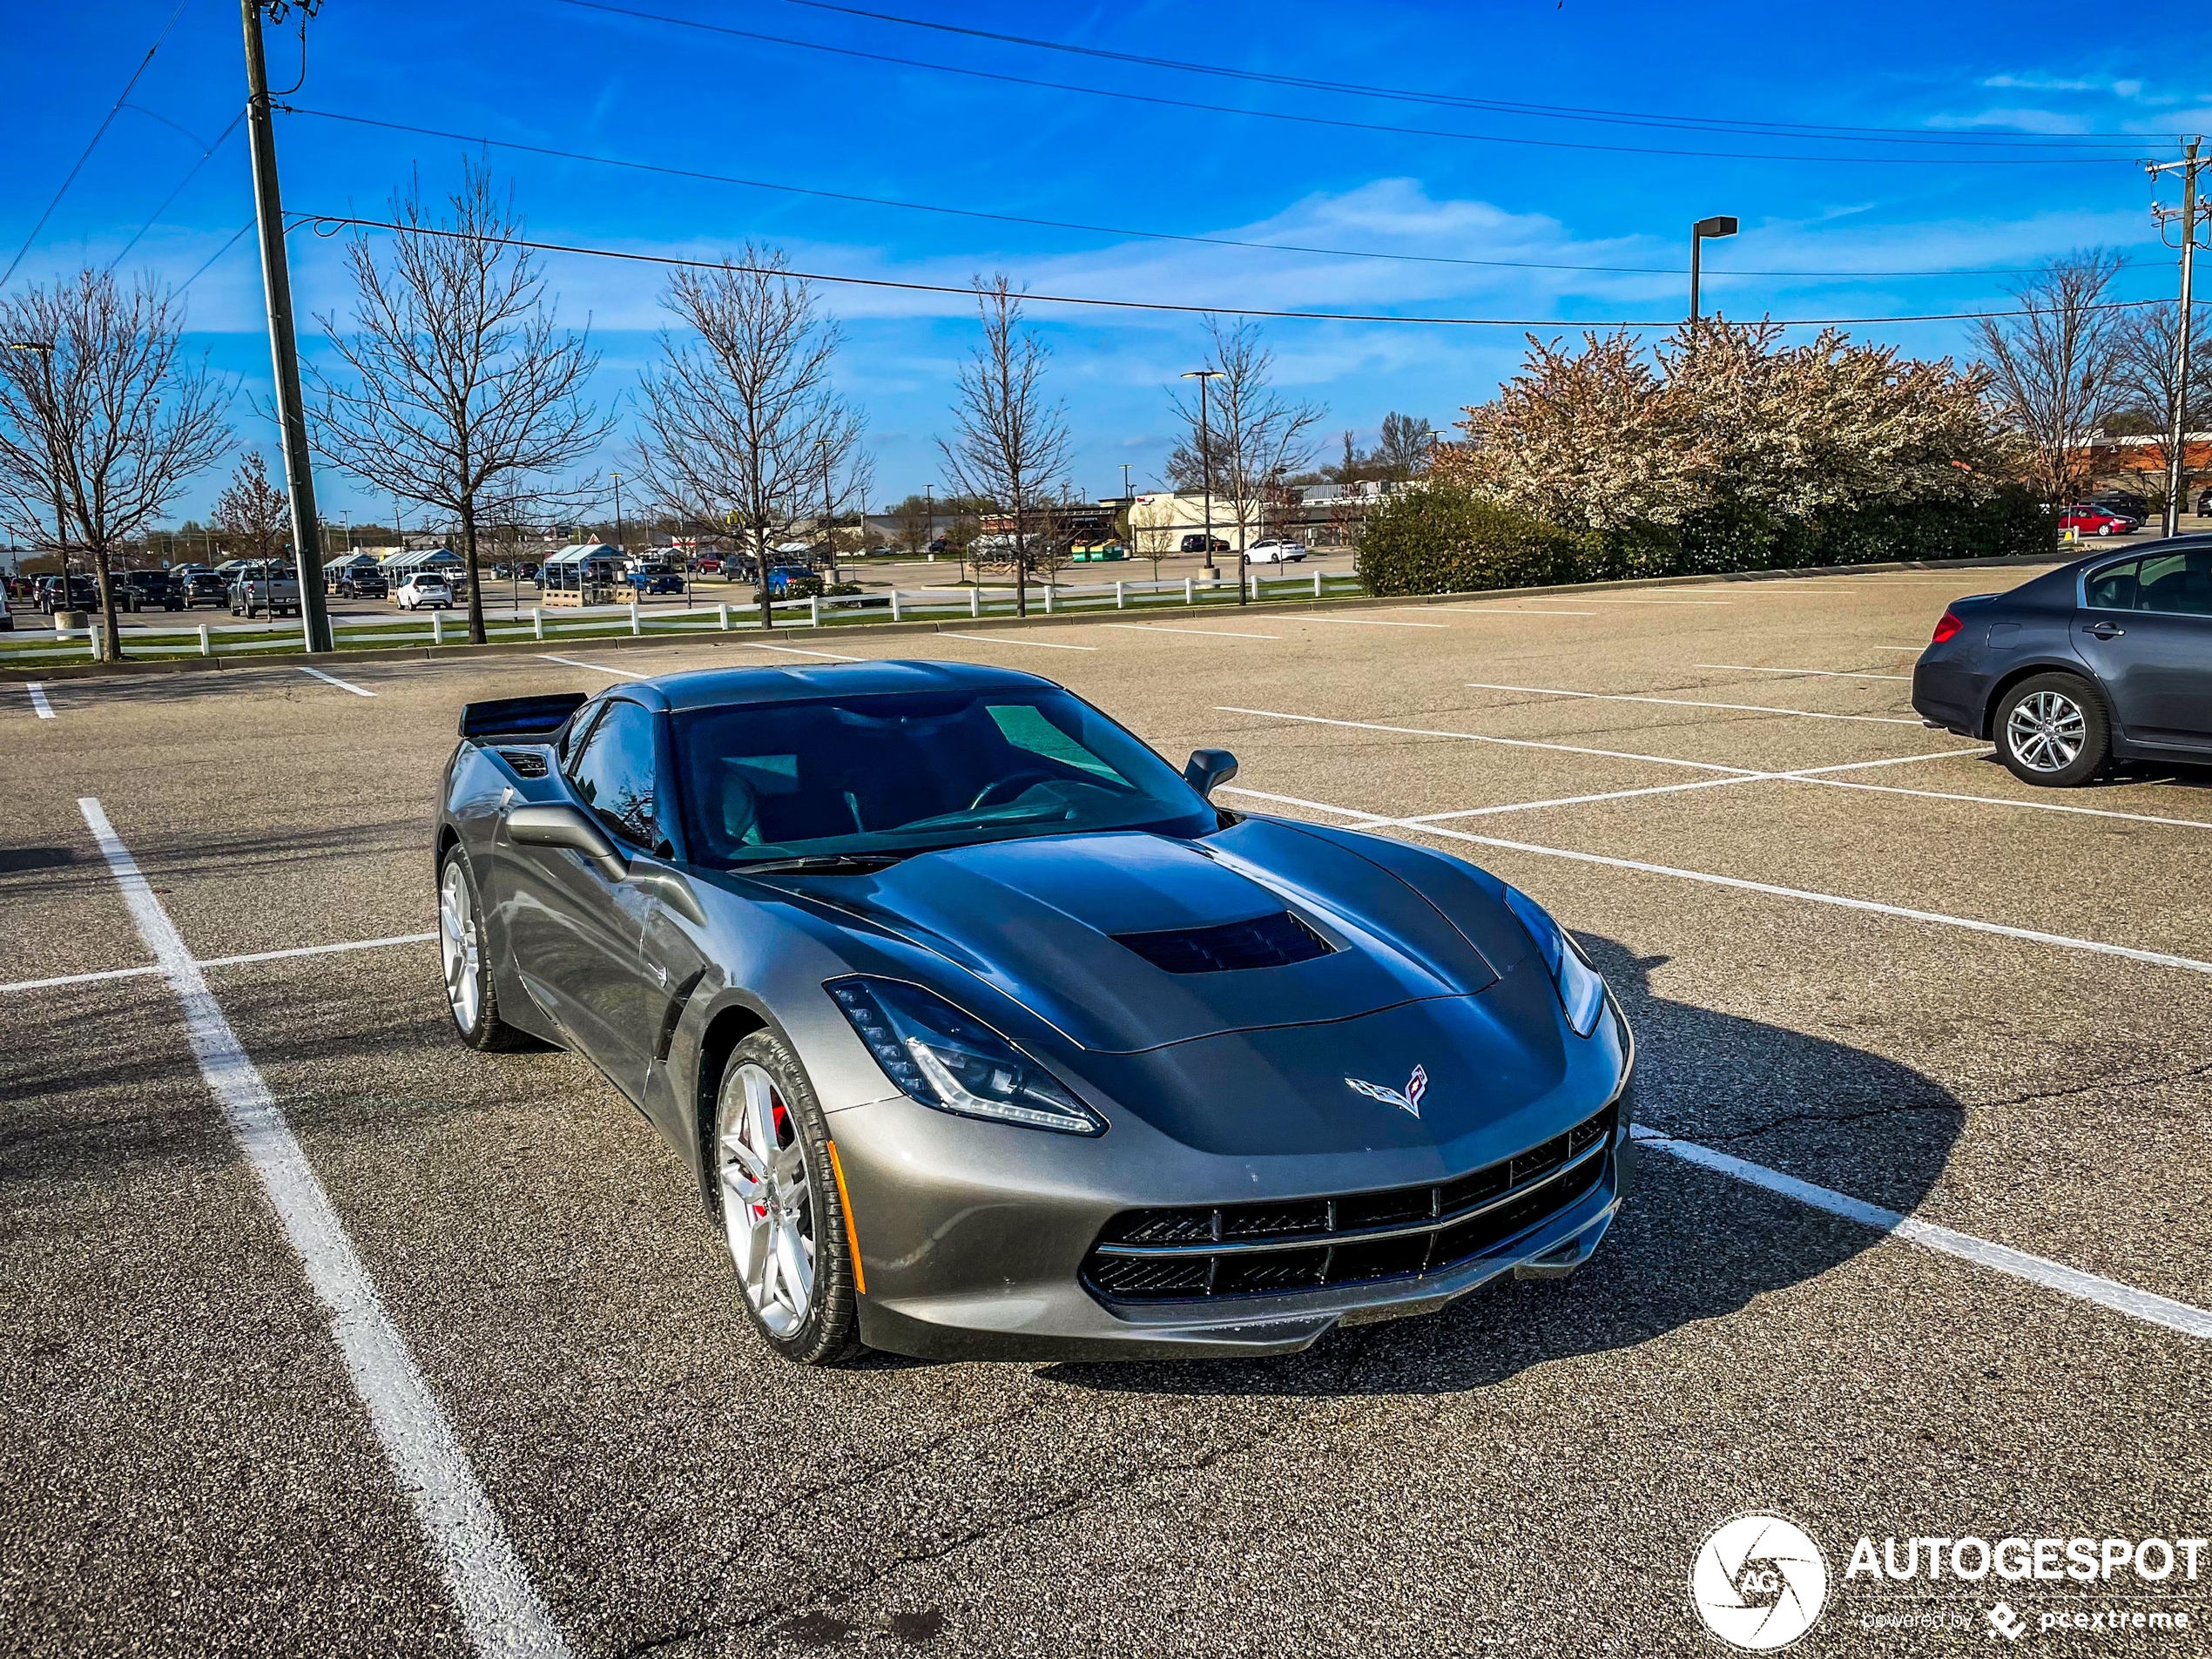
left=1427, top=605, right=1599, bottom=617
left=1467, top=681, right=1925, bottom=726
left=1217, top=705, right=1761, bottom=777
left=1229, top=784, right=2212, bottom=977
left=1103, top=624, right=1279, bottom=640
left=299, top=665, right=376, bottom=698
left=1219, top=786, right=1393, bottom=824
left=937, top=631, right=1096, bottom=651
left=1525, top=597, right=1730, bottom=607
left=1635, top=1129, right=2212, bottom=1340
left=0, top=931, right=442, bottom=997
left=1285, top=615, right=1447, bottom=629
left=1697, top=663, right=1912, bottom=683
left=1793, top=775, right=2212, bottom=831
left=27, top=683, right=55, bottom=718
left=77, top=799, right=570, bottom=1658
left=539, top=652, right=647, bottom=679
left=737, top=641, right=863, bottom=662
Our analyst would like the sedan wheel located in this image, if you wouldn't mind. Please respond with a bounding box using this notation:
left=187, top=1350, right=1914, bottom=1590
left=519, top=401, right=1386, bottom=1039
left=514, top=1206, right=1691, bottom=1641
left=1996, top=673, right=2108, bottom=788
left=711, top=1035, right=862, bottom=1364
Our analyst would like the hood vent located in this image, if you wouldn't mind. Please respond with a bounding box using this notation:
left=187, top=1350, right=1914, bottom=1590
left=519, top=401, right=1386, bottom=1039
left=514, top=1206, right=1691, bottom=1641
left=1115, top=910, right=1333, bottom=974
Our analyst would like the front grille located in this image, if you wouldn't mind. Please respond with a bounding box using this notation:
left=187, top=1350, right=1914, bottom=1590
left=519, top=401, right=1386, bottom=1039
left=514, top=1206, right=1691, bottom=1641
left=1083, top=1102, right=1616, bottom=1305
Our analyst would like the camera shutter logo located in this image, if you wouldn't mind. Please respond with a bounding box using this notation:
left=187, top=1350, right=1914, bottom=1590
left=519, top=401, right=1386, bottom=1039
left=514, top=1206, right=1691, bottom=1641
left=1689, top=1514, right=1830, bottom=1650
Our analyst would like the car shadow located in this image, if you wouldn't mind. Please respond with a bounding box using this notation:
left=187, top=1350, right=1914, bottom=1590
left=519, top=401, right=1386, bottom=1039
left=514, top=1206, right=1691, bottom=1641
left=1038, top=933, right=1965, bottom=1399
left=1968, top=751, right=2212, bottom=796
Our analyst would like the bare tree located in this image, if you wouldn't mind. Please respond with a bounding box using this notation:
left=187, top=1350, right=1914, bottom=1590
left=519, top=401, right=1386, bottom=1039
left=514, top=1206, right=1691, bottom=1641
left=210, top=450, right=289, bottom=563
left=0, top=270, right=231, bottom=656
left=634, top=246, right=861, bottom=627
left=2112, top=299, right=2212, bottom=512
left=1973, top=251, right=2128, bottom=505
left=1167, top=317, right=1324, bottom=556
left=307, top=165, right=609, bottom=644
left=1372, top=412, right=1439, bottom=481
left=939, top=276, right=1071, bottom=617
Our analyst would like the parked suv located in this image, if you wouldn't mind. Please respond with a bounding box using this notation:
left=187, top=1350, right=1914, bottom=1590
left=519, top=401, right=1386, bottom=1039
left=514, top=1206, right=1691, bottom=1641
left=395, top=573, right=455, bottom=610
left=172, top=570, right=229, bottom=608
left=119, top=570, right=182, bottom=611
left=37, top=575, right=102, bottom=614
left=336, top=568, right=389, bottom=599
left=1179, top=534, right=1232, bottom=554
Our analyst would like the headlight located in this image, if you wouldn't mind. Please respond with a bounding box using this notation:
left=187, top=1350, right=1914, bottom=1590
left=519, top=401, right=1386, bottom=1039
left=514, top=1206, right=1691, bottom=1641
left=826, top=977, right=1106, bottom=1136
left=1502, top=887, right=1608, bottom=1037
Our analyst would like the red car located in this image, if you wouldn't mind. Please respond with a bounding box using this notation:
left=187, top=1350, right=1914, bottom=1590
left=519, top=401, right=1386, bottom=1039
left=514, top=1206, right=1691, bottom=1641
left=2057, top=505, right=2136, bottom=537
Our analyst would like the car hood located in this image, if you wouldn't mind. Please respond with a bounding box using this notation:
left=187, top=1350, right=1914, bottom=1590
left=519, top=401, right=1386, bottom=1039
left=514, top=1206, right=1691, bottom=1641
left=777, top=823, right=1506, bottom=1055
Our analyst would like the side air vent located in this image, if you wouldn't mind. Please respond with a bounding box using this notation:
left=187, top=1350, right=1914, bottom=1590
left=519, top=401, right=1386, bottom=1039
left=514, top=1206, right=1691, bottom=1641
left=1114, top=910, right=1334, bottom=974
left=496, top=748, right=551, bottom=779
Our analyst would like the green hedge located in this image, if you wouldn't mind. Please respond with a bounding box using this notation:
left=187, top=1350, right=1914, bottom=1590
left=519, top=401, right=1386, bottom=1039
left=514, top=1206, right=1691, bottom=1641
left=1359, top=483, right=2056, bottom=596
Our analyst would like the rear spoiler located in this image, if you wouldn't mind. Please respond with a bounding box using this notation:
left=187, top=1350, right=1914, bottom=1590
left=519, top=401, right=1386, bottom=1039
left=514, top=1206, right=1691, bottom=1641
left=458, top=691, right=588, bottom=743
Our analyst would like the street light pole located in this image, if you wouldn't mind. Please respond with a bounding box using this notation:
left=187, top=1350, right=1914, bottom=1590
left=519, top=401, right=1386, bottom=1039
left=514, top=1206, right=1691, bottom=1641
left=818, top=439, right=839, bottom=583
left=1689, top=215, right=1740, bottom=322
left=6, top=341, right=69, bottom=620
left=240, top=0, right=332, bottom=652
left=2148, top=138, right=2204, bottom=538
left=610, top=471, right=624, bottom=554
left=1182, top=368, right=1223, bottom=582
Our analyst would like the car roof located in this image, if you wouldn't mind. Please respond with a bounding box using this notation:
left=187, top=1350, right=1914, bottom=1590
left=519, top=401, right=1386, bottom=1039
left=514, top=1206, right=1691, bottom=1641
left=606, top=657, right=1055, bottom=713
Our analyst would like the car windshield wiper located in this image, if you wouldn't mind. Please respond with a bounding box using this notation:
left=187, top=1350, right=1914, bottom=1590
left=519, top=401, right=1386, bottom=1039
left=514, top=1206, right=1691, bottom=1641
left=732, top=853, right=912, bottom=875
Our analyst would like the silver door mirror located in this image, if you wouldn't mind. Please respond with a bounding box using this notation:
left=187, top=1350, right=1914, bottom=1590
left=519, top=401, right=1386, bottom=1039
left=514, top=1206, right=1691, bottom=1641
left=506, top=803, right=628, bottom=882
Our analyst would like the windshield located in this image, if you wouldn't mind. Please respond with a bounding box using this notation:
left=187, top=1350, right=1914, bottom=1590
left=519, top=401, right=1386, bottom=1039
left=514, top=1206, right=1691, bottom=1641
left=674, top=687, right=1216, bottom=868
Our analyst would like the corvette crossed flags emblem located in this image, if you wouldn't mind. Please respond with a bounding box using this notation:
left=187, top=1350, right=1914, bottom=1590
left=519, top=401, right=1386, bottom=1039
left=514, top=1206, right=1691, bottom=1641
left=1345, top=1065, right=1429, bottom=1118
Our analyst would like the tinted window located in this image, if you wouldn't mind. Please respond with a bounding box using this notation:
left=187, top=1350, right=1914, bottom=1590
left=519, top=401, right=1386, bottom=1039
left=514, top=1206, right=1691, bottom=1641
left=568, top=699, right=664, bottom=848
left=2085, top=559, right=2139, bottom=610
left=675, top=688, right=1214, bottom=868
left=2134, top=550, right=2212, bottom=617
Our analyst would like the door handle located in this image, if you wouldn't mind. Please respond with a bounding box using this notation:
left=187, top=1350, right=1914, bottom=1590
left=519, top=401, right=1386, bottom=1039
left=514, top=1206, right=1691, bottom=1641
left=2083, top=622, right=2125, bottom=639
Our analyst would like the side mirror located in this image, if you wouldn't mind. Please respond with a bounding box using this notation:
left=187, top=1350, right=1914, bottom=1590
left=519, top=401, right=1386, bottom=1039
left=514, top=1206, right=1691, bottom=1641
left=1184, top=748, right=1239, bottom=799
left=506, top=803, right=628, bottom=882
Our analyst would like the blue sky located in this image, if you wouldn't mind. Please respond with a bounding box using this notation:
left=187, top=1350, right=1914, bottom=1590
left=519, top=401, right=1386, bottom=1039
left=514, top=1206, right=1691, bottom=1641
left=5, top=0, right=2203, bottom=529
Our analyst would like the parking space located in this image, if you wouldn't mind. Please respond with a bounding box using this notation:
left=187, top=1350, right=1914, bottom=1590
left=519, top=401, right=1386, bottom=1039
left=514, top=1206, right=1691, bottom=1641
left=6, top=559, right=2211, bottom=1655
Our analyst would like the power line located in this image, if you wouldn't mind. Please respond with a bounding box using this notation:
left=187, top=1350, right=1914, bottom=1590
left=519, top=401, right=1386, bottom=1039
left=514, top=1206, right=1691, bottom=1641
left=178, top=218, right=257, bottom=296
left=109, top=106, right=249, bottom=272
left=284, top=105, right=2108, bottom=281
left=1, top=0, right=199, bottom=287
left=298, top=210, right=2178, bottom=328
left=785, top=0, right=2155, bottom=152
left=550, top=0, right=2129, bottom=169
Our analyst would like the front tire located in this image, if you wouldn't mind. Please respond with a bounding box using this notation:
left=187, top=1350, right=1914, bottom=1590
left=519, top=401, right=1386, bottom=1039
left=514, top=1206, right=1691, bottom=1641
left=439, top=848, right=526, bottom=1050
left=708, top=1032, right=862, bottom=1366
left=1996, top=672, right=2108, bottom=787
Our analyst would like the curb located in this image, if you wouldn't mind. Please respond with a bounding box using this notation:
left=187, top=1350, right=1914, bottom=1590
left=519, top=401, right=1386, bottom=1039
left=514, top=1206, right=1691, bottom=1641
left=0, top=552, right=2056, bottom=685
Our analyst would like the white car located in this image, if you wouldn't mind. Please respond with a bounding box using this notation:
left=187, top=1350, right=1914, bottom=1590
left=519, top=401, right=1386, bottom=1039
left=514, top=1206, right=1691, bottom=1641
left=395, top=575, right=455, bottom=610
left=1245, top=539, right=1309, bottom=564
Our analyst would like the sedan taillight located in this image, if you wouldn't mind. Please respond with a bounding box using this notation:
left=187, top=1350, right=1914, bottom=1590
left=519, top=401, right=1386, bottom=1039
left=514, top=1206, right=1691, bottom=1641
left=1931, top=610, right=1962, bottom=644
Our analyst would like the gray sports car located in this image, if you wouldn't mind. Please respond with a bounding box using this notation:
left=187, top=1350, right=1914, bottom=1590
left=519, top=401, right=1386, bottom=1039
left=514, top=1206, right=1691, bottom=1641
left=435, top=662, right=1636, bottom=1365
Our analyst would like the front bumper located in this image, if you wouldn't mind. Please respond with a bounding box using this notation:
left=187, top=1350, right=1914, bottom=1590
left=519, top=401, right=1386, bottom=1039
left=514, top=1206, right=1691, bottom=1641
left=832, top=1006, right=1636, bottom=1362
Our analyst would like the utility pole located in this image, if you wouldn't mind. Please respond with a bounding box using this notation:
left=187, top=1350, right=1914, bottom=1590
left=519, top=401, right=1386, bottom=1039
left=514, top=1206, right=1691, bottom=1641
left=2148, top=138, right=2205, bottom=537
left=241, top=0, right=332, bottom=651
left=818, top=440, right=838, bottom=582
left=1182, top=368, right=1222, bottom=582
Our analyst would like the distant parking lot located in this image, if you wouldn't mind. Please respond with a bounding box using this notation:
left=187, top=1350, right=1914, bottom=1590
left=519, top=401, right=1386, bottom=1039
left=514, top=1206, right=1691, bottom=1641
left=4, top=560, right=2208, bottom=1655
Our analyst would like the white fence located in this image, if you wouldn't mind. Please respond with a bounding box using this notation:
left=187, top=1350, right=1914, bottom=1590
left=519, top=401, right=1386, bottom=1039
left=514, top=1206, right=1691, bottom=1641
left=0, top=570, right=1359, bottom=664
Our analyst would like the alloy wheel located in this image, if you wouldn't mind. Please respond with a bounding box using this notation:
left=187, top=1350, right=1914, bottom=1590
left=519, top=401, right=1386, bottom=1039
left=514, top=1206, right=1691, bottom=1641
left=439, top=860, right=481, bottom=1032
left=2006, top=689, right=2085, bottom=774
left=718, top=1062, right=817, bottom=1336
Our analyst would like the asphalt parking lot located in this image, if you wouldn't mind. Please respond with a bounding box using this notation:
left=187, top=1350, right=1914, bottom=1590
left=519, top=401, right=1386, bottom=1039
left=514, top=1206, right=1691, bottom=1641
left=4, top=560, right=2209, bottom=1657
